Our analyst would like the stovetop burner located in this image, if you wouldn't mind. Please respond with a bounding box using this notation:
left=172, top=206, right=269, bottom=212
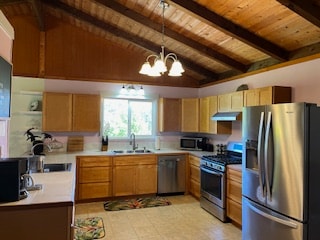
left=202, top=154, right=242, bottom=165
left=200, top=142, right=242, bottom=172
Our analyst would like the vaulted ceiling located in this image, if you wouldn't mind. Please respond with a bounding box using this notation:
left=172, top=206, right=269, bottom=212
left=0, top=0, right=319, bottom=87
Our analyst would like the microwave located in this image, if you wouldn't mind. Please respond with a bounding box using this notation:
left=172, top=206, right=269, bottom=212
left=180, top=137, right=204, bottom=151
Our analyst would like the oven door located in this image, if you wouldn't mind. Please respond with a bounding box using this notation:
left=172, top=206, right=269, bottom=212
left=200, top=165, right=226, bottom=208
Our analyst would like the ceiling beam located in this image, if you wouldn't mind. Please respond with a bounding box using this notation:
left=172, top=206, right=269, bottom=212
left=168, top=0, right=289, bottom=61
left=276, top=0, right=320, bottom=27
left=0, top=0, right=25, bottom=5
left=28, top=0, right=44, bottom=31
left=94, top=0, right=247, bottom=73
left=42, top=0, right=218, bottom=80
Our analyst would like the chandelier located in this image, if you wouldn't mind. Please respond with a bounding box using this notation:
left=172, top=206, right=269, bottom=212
left=139, top=0, right=184, bottom=77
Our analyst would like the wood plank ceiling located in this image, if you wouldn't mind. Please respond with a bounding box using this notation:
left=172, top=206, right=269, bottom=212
left=0, top=0, right=319, bottom=87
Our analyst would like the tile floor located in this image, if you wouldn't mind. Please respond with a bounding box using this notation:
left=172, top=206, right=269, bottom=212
left=75, top=195, right=242, bottom=240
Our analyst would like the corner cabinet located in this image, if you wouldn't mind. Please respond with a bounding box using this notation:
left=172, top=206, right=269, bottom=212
left=181, top=98, right=199, bottom=132
left=244, top=86, right=292, bottom=106
left=227, top=165, right=242, bottom=226
left=76, top=156, right=112, bottom=201
left=158, top=98, right=181, bottom=132
left=113, top=155, right=157, bottom=196
left=42, top=92, right=100, bottom=132
left=188, top=155, right=200, bottom=199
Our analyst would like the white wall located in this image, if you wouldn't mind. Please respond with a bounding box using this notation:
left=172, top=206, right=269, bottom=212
left=200, top=58, right=320, bottom=104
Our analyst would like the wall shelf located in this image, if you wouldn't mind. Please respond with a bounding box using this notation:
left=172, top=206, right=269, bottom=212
left=17, top=90, right=43, bottom=96
left=16, top=111, right=42, bottom=115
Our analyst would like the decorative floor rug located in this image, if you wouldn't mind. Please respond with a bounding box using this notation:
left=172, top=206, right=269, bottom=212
left=104, top=197, right=171, bottom=211
left=74, top=217, right=105, bottom=240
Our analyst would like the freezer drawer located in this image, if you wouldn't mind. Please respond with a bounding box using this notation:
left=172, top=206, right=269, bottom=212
left=242, top=197, right=305, bottom=240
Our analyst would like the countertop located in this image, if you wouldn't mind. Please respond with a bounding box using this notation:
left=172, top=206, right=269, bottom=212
left=0, top=171, right=74, bottom=209
left=0, top=148, right=217, bottom=208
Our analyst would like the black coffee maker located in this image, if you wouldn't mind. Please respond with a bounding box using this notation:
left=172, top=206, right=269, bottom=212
left=0, top=158, right=29, bottom=202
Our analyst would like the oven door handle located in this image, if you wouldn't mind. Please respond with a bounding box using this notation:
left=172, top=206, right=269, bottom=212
left=200, top=166, right=223, bottom=176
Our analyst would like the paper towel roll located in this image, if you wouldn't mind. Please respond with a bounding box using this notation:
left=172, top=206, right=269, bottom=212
left=155, top=136, right=160, bottom=150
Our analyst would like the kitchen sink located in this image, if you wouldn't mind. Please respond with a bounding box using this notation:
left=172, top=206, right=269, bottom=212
left=43, top=163, right=72, bottom=172
left=113, top=149, right=153, bottom=154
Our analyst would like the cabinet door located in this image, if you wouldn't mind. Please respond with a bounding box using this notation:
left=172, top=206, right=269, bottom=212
left=42, top=92, right=72, bottom=131
left=73, top=94, right=100, bottom=132
left=199, top=97, right=209, bottom=133
left=113, top=165, right=136, bottom=196
left=181, top=98, right=199, bottom=132
left=135, top=165, right=157, bottom=194
left=244, top=89, right=260, bottom=107
left=158, top=98, right=181, bottom=132
left=227, top=198, right=242, bottom=225
left=218, top=92, right=243, bottom=112
left=209, top=96, right=232, bottom=134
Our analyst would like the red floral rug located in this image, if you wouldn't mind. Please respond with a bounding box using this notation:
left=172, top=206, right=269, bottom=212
left=104, top=197, right=171, bottom=211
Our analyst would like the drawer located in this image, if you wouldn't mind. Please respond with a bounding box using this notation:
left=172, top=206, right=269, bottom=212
left=79, top=167, right=111, bottom=183
left=227, top=166, right=242, bottom=182
left=78, top=156, right=112, bottom=167
left=113, top=155, right=157, bottom=166
left=78, top=182, right=111, bottom=199
left=190, top=164, right=200, bottom=182
left=227, top=198, right=242, bottom=226
left=189, top=155, right=200, bottom=167
left=190, top=178, right=200, bottom=199
left=227, top=179, right=242, bottom=203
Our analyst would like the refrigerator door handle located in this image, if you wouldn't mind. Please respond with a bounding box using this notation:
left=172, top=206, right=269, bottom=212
left=265, top=111, right=272, bottom=201
left=247, top=199, right=298, bottom=229
left=258, top=111, right=265, bottom=197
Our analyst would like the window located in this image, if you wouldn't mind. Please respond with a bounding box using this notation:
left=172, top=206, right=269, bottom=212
left=102, top=98, right=154, bottom=138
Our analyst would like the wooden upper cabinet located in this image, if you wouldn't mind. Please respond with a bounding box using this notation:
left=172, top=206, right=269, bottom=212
left=209, top=96, right=232, bottom=134
left=73, top=94, right=100, bottom=132
left=181, top=98, right=199, bottom=132
left=199, top=97, right=210, bottom=133
left=218, top=91, right=244, bottom=112
left=43, top=92, right=100, bottom=132
left=42, top=92, right=73, bottom=131
left=158, top=98, right=181, bottom=132
left=244, top=86, right=292, bottom=107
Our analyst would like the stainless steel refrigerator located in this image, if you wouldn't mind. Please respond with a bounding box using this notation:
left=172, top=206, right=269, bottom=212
left=242, top=102, right=320, bottom=240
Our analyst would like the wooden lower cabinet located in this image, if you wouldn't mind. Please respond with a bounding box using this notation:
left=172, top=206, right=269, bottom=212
left=188, top=155, right=200, bottom=199
left=76, top=156, right=112, bottom=200
left=113, top=155, right=157, bottom=197
left=226, top=165, right=242, bottom=226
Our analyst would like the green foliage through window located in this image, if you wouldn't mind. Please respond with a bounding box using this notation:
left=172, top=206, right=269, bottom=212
left=102, top=98, right=153, bottom=137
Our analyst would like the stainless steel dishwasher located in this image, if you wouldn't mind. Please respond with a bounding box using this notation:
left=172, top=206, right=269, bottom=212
left=157, top=155, right=186, bottom=195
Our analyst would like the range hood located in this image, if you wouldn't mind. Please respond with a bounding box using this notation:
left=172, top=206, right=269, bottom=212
left=211, top=112, right=242, bottom=121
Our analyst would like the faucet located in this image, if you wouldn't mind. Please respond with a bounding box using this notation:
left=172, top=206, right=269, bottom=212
left=129, top=133, right=138, bottom=151
left=31, top=143, right=52, bottom=155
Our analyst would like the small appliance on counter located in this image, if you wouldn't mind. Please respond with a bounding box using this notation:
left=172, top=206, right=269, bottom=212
left=0, top=158, right=29, bottom=202
left=180, top=136, right=211, bottom=151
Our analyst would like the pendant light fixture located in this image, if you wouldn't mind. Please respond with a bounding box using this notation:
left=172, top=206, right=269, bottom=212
left=139, top=0, right=184, bottom=77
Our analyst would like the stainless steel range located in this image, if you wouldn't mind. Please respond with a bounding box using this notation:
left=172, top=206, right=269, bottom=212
left=200, top=142, right=242, bottom=222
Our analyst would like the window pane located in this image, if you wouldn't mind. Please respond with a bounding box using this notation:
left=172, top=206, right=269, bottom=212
left=130, top=101, right=152, bottom=136
left=103, top=99, right=128, bottom=137
left=102, top=98, right=153, bottom=138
